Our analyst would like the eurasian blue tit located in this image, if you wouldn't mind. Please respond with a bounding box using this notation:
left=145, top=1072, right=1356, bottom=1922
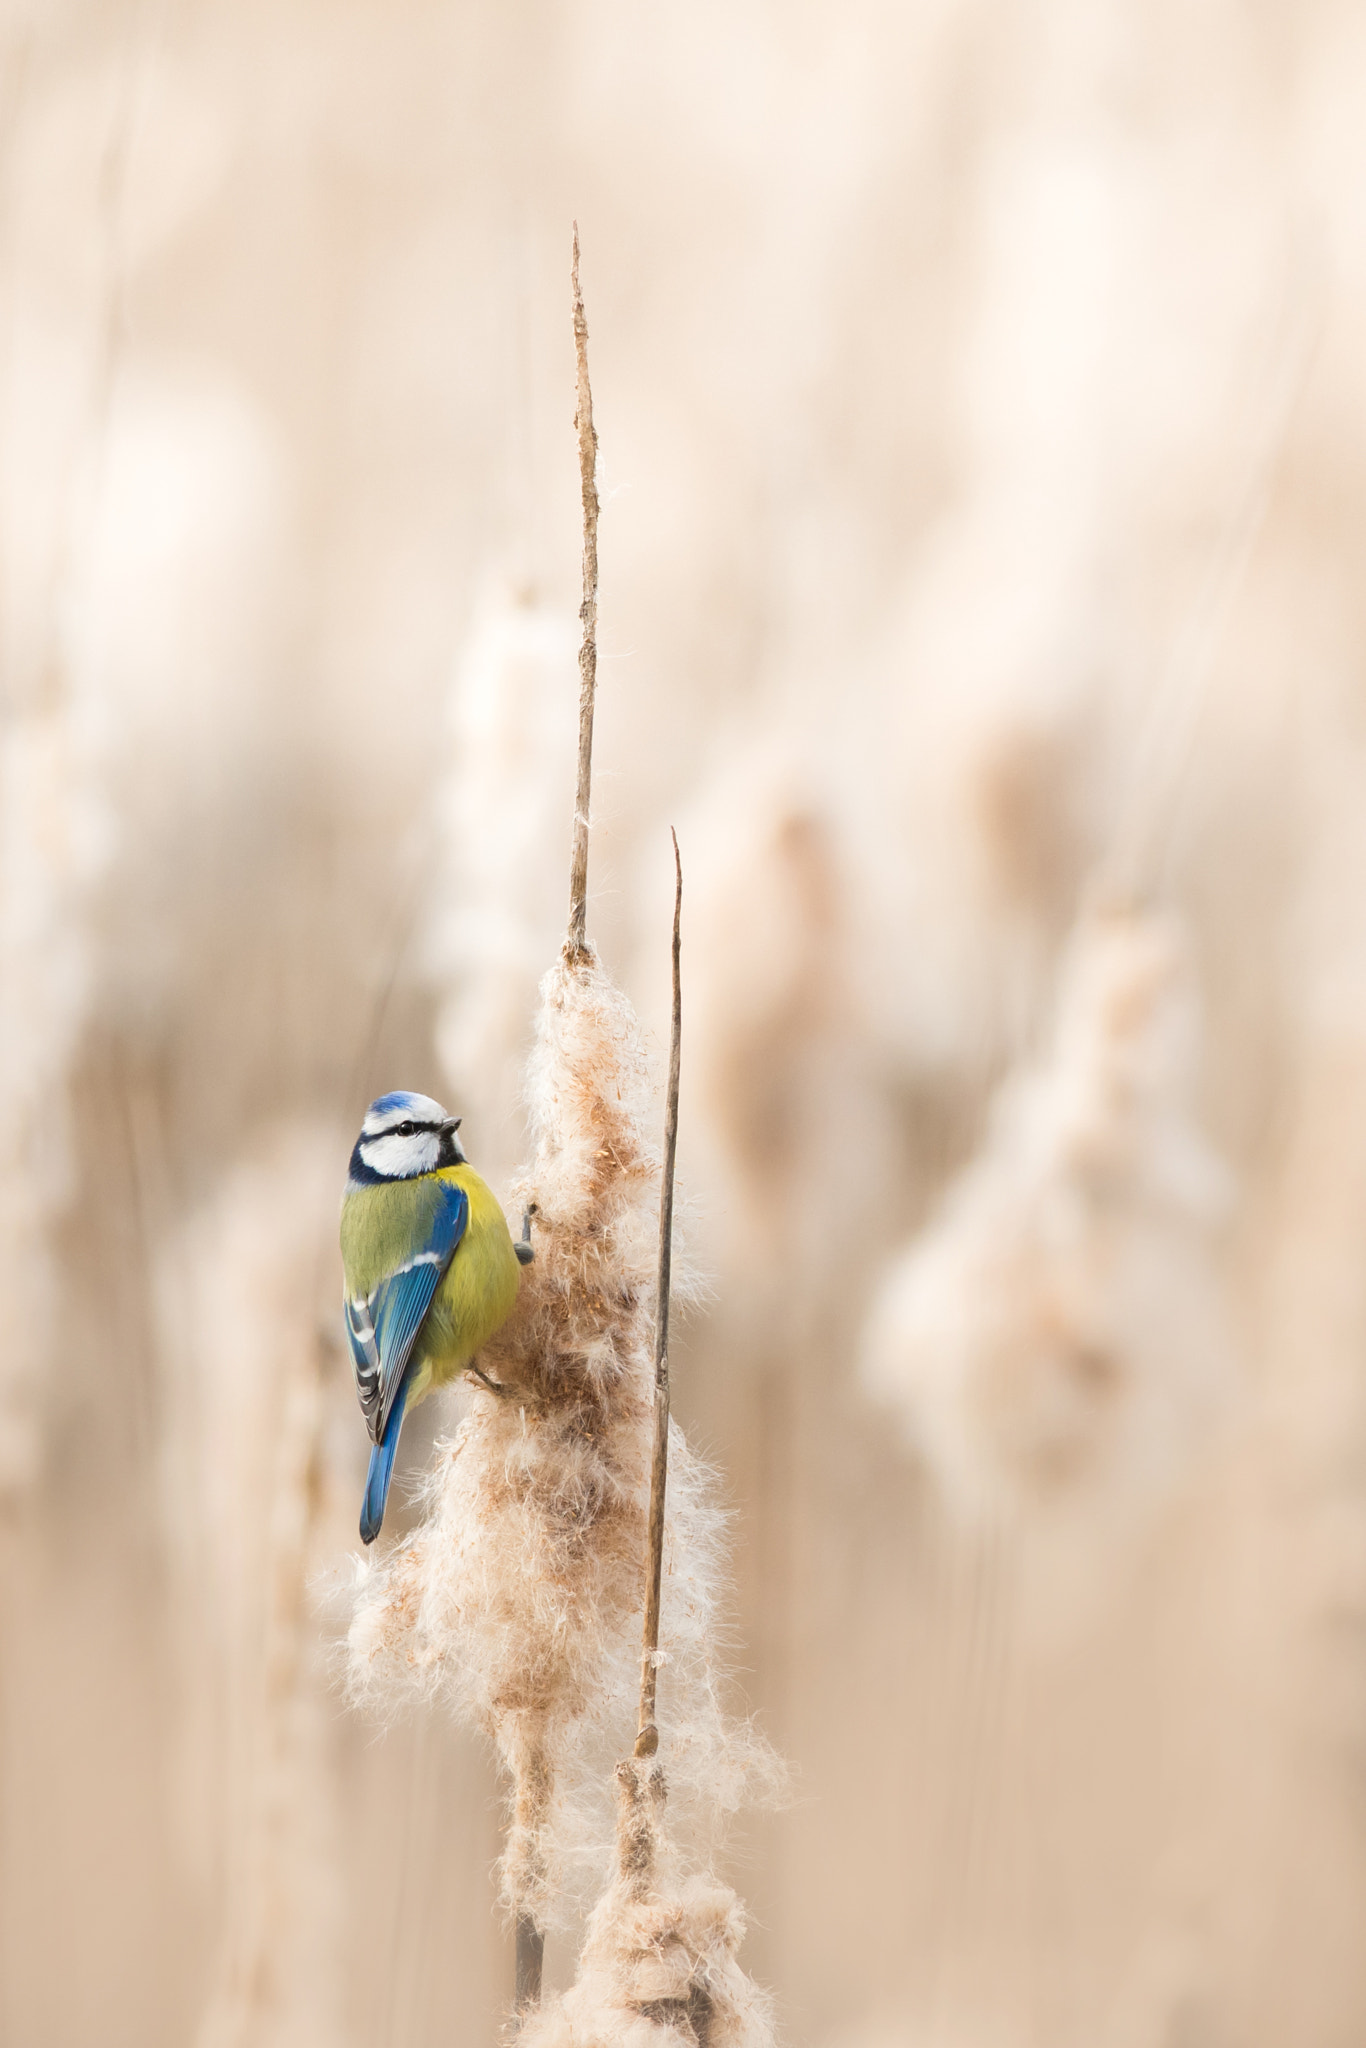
left=341, top=1090, right=533, bottom=1544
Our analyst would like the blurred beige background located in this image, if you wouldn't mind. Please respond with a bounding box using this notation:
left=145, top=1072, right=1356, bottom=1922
left=4, top=1, right=1366, bottom=2044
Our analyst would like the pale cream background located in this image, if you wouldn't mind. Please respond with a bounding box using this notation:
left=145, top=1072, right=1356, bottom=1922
left=3, top=4, right=1366, bottom=2046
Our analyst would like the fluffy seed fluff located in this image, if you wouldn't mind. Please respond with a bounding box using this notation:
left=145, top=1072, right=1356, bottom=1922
left=347, top=952, right=782, bottom=1928
left=860, top=903, right=1237, bottom=1530
left=515, top=1759, right=776, bottom=2048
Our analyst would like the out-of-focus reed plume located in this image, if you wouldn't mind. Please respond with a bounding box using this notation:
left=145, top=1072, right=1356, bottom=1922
left=684, top=761, right=848, bottom=1243
left=0, top=34, right=132, bottom=1504
left=425, top=584, right=579, bottom=1174
left=0, top=691, right=107, bottom=1498
left=158, top=1125, right=354, bottom=2048
left=861, top=902, right=1235, bottom=1534
left=679, top=650, right=1106, bottom=1300
left=517, top=1760, right=776, bottom=2048
left=853, top=300, right=1312, bottom=1559
left=0, top=356, right=282, bottom=1516
left=348, top=952, right=779, bottom=1927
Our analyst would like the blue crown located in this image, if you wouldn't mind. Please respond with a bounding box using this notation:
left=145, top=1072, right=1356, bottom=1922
left=369, top=1089, right=427, bottom=1117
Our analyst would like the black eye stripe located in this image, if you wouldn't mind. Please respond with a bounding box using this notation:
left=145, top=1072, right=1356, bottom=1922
left=363, top=1114, right=448, bottom=1140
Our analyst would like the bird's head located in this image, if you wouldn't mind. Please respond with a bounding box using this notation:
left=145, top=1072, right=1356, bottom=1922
left=348, top=1091, right=466, bottom=1186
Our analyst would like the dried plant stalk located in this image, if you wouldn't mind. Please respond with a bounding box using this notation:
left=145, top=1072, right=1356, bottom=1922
left=567, top=223, right=599, bottom=963
left=636, top=831, right=682, bottom=1760
left=517, top=1913, right=546, bottom=2013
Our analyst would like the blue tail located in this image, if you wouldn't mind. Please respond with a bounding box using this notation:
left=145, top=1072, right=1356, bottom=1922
left=360, top=1376, right=412, bottom=1545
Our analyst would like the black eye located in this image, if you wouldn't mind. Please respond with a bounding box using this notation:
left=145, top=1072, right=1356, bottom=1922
left=397, top=1121, right=415, bottom=1136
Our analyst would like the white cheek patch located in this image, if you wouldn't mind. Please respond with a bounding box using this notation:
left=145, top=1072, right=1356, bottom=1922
left=359, top=1131, right=442, bottom=1179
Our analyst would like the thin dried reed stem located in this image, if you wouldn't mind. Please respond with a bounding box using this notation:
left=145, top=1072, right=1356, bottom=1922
left=567, top=223, right=599, bottom=963
left=513, top=223, right=605, bottom=2014
left=636, top=831, right=683, bottom=1760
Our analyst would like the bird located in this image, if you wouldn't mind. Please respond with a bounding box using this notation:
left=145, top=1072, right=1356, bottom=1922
left=341, top=1089, right=533, bottom=1544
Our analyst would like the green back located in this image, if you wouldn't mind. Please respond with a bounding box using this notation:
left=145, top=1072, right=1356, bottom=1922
left=340, top=1173, right=451, bottom=1298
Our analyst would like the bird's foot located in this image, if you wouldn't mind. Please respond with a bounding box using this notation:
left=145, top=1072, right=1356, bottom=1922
left=514, top=1205, right=536, bottom=1266
left=467, top=1362, right=516, bottom=1400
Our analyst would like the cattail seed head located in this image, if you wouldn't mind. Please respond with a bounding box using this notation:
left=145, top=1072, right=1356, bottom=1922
left=348, top=952, right=780, bottom=1926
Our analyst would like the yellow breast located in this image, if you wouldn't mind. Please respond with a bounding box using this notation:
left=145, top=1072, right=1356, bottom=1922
left=404, top=1163, right=522, bottom=1408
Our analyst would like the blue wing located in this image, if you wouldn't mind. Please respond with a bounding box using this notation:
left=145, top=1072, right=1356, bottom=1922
left=344, top=1178, right=468, bottom=1446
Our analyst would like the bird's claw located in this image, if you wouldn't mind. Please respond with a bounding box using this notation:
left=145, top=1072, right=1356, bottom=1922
left=467, top=1363, right=515, bottom=1400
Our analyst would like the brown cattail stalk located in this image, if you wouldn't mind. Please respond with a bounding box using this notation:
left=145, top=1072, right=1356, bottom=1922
left=516, top=1913, right=545, bottom=2015
left=515, top=222, right=605, bottom=2012
left=567, top=223, right=599, bottom=963
left=636, top=831, right=683, bottom=1760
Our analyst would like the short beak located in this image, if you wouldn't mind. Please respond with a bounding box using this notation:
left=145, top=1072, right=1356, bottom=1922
left=441, top=1117, right=462, bottom=1134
